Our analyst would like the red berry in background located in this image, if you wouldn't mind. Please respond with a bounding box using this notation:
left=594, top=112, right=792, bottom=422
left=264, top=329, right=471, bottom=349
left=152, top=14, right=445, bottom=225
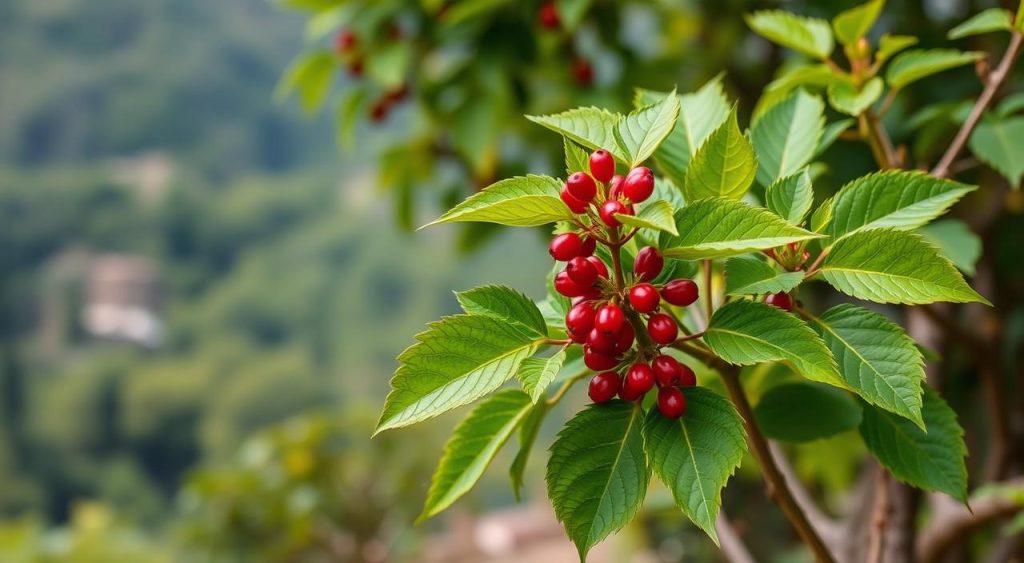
left=587, top=328, right=617, bottom=353
left=677, top=362, right=697, bottom=387
left=566, top=256, right=598, bottom=287
left=347, top=58, right=364, bottom=77
left=579, top=236, right=597, bottom=257
left=589, top=149, right=615, bottom=183
left=657, top=387, right=687, bottom=418
left=599, top=200, right=629, bottom=227
left=554, top=271, right=588, bottom=297
left=538, top=2, right=560, bottom=29
left=624, top=362, right=656, bottom=397
left=369, top=100, right=388, bottom=122
left=385, top=83, right=409, bottom=104
left=566, top=172, right=597, bottom=202
left=647, top=313, right=678, bottom=344
left=584, top=347, right=619, bottom=371
left=595, top=304, right=625, bottom=334
left=335, top=29, right=357, bottom=52
left=549, top=232, right=583, bottom=261
left=662, top=279, right=699, bottom=306
left=651, top=354, right=681, bottom=386
left=573, top=58, right=594, bottom=86
left=614, top=322, right=635, bottom=355
left=633, top=247, right=664, bottom=282
left=628, top=283, right=660, bottom=313
left=765, top=292, right=794, bottom=311
left=560, top=186, right=589, bottom=214
left=589, top=372, right=621, bottom=403
left=565, top=301, right=596, bottom=335
left=623, top=166, right=655, bottom=202
left=586, top=256, right=609, bottom=279
left=608, top=175, right=625, bottom=199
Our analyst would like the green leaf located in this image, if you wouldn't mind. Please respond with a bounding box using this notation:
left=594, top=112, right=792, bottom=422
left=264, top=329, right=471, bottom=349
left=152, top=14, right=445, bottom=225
left=547, top=402, right=649, bottom=560
left=516, top=350, right=567, bottom=403
left=810, top=304, right=925, bottom=428
left=827, top=77, right=884, bottom=116
left=877, top=34, right=918, bottom=63
left=336, top=88, right=366, bottom=150
left=683, top=109, right=757, bottom=201
left=642, top=388, right=746, bottom=543
left=616, top=200, right=679, bottom=235
left=818, top=229, right=989, bottom=305
left=757, top=65, right=840, bottom=121
left=1017, top=2, right=1024, bottom=31
left=746, top=10, right=834, bottom=59
left=564, top=138, right=590, bottom=177
left=833, top=0, right=885, bottom=46
left=528, top=107, right=626, bottom=163
left=917, top=219, right=982, bottom=275
left=424, top=175, right=573, bottom=228
left=810, top=197, right=834, bottom=233
left=755, top=382, right=862, bottom=442
left=969, top=117, right=1024, bottom=188
left=751, top=90, right=825, bottom=187
left=724, top=256, right=805, bottom=296
left=616, top=92, right=681, bottom=168
left=376, top=315, right=543, bottom=433
left=275, top=51, right=336, bottom=113
left=366, top=41, right=411, bottom=88
left=860, top=387, right=968, bottom=502
left=948, top=8, right=1012, bottom=39
left=456, top=285, right=548, bottom=337
left=827, top=170, right=975, bottom=240
left=555, top=0, right=593, bottom=30
left=660, top=198, right=821, bottom=260
left=765, top=168, right=814, bottom=225
left=705, top=300, right=842, bottom=387
left=886, top=49, right=983, bottom=89
left=420, top=390, right=534, bottom=520
left=816, top=118, right=855, bottom=156
left=510, top=402, right=548, bottom=501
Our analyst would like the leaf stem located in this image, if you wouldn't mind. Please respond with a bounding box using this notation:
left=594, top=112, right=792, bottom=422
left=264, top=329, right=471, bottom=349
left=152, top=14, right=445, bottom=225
left=703, top=259, right=714, bottom=325
left=803, top=247, right=831, bottom=278
left=545, top=370, right=589, bottom=406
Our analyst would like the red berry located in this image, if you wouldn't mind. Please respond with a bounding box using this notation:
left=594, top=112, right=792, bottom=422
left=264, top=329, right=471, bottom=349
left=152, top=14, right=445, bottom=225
left=579, top=236, right=597, bottom=257
left=628, top=283, right=660, bottom=313
left=677, top=362, right=697, bottom=387
left=566, top=172, right=597, bottom=202
left=560, top=186, right=589, bottom=214
left=633, top=247, right=664, bottom=282
left=647, top=313, right=678, bottom=345
left=538, top=2, right=560, bottom=29
left=549, top=232, right=583, bottom=261
left=589, top=150, right=615, bottom=183
left=595, top=304, right=625, bottom=334
left=586, top=256, right=609, bottom=279
left=614, top=322, right=635, bottom=355
left=565, top=301, right=596, bottom=335
left=587, top=328, right=617, bottom=353
left=589, top=372, right=621, bottom=403
left=554, top=271, right=588, bottom=297
left=765, top=292, right=794, bottom=311
left=623, top=167, right=655, bottom=202
left=662, top=279, right=699, bottom=306
left=566, top=256, right=598, bottom=287
left=370, top=100, right=388, bottom=122
left=623, top=362, right=656, bottom=398
left=657, top=387, right=687, bottom=418
left=573, top=58, right=594, bottom=86
left=608, top=175, right=625, bottom=200
left=347, top=59, right=364, bottom=77
left=335, top=29, right=357, bottom=52
left=568, top=327, right=588, bottom=344
left=651, top=355, right=681, bottom=386
left=581, top=286, right=603, bottom=300
left=599, top=200, right=629, bottom=227
left=584, top=347, right=619, bottom=371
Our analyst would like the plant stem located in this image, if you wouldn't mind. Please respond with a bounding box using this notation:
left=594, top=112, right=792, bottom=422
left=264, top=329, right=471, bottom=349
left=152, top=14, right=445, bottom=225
left=609, top=228, right=626, bottom=290
left=703, top=260, right=714, bottom=324
left=859, top=110, right=898, bottom=168
left=545, top=370, right=588, bottom=406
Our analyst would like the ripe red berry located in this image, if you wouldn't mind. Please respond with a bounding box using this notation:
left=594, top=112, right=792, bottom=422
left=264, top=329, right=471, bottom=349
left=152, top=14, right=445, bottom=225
left=608, top=175, right=625, bottom=200
left=765, top=292, right=794, bottom=311
left=614, top=322, right=635, bottom=355
left=566, top=172, right=597, bottom=202
left=651, top=354, right=681, bottom=386
left=568, top=327, right=587, bottom=344
left=560, top=186, right=589, bottom=214
left=647, top=313, right=678, bottom=345
left=677, top=362, right=697, bottom=387
left=589, top=372, right=621, bottom=403
left=587, top=328, right=617, bottom=353
left=586, top=256, right=609, bottom=279
left=599, top=200, right=629, bottom=227
left=657, top=387, right=687, bottom=418
left=538, top=2, right=560, bottom=29
left=565, top=301, right=596, bottom=335
left=347, top=58, right=364, bottom=77
left=662, top=279, right=699, bottom=306
left=369, top=100, right=388, bottom=122
left=584, top=346, right=619, bottom=371
left=549, top=232, right=583, bottom=261
left=335, top=29, right=357, bottom=52
left=573, top=58, right=594, bottom=86
left=589, top=150, right=615, bottom=183
left=595, top=304, right=625, bottom=334
left=628, top=283, right=660, bottom=313
left=579, top=236, right=597, bottom=257
left=623, top=167, right=655, bottom=202
left=633, top=247, right=664, bottom=282
left=624, top=362, right=656, bottom=397
left=554, top=271, right=588, bottom=297
left=566, top=256, right=598, bottom=287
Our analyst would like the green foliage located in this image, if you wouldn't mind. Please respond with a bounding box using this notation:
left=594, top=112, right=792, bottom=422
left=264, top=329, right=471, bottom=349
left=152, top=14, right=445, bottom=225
left=425, top=176, right=572, bottom=228
left=827, top=77, right=883, bottom=116
left=456, top=285, right=548, bottom=337
left=969, top=117, right=1024, bottom=188
left=616, top=200, right=679, bottom=236
left=764, top=169, right=814, bottom=225
left=746, top=11, right=834, bottom=59
left=616, top=93, right=682, bottom=167
left=724, top=256, right=805, bottom=296
left=751, top=91, right=825, bottom=187
left=509, top=402, right=548, bottom=501
left=832, top=0, right=885, bottom=46
left=528, top=108, right=628, bottom=163
left=683, top=109, right=757, bottom=202
left=886, top=49, right=983, bottom=89
left=918, top=219, right=982, bottom=275
left=516, top=350, right=567, bottom=403
left=947, top=9, right=1012, bottom=39
left=755, top=383, right=862, bottom=442
left=877, top=34, right=919, bottom=62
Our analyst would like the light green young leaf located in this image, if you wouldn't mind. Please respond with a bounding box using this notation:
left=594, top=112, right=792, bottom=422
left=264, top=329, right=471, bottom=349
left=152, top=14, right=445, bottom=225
left=516, top=350, right=567, bottom=402
left=755, top=382, right=862, bottom=442
left=860, top=387, right=968, bottom=502
left=818, top=229, right=990, bottom=305
left=877, top=34, right=918, bottom=63
left=275, top=51, right=336, bottom=113
left=660, top=198, right=820, bottom=260
left=510, top=402, right=548, bottom=501
left=704, top=300, right=843, bottom=387
left=756, top=65, right=841, bottom=120
left=828, top=77, right=884, bottom=116
left=527, top=107, right=626, bottom=162
left=420, top=390, right=533, bottom=520
left=616, top=91, right=682, bottom=167
left=886, top=49, right=983, bottom=89
left=751, top=90, right=825, bottom=187
left=969, top=117, right=1024, bottom=188
left=765, top=168, right=814, bottom=225
left=810, top=304, right=925, bottom=428
left=833, top=0, right=885, bottom=46
left=816, top=118, right=855, bottom=156
left=948, top=8, right=1012, bottom=39
left=616, top=200, right=679, bottom=235
left=1017, top=2, right=1024, bottom=31
left=917, top=219, right=982, bottom=275
left=724, top=256, right=805, bottom=296
left=683, top=109, right=757, bottom=201
left=547, top=402, right=649, bottom=561
left=424, top=175, right=572, bottom=228
left=746, top=10, right=835, bottom=59
left=811, top=197, right=834, bottom=233
left=375, top=315, right=543, bottom=433
left=367, top=42, right=411, bottom=88
left=456, top=285, right=548, bottom=337
left=564, top=138, right=591, bottom=177
left=642, top=388, right=746, bottom=544
left=555, top=0, right=594, bottom=30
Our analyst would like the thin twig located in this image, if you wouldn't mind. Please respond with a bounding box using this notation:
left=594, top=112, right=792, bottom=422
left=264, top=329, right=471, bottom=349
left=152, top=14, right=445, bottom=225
left=545, top=370, right=589, bottom=406
left=703, top=259, right=714, bottom=325
left=768, top=442, right=841, bottom=542
left=916, top=478, right=1024, bottom=563
left=866, top=469, right=891, bottom=563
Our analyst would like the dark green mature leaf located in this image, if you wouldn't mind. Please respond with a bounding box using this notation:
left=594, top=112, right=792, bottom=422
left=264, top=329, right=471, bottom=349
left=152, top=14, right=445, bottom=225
left=528, top=107, right=626, bottom=162
left=617, top=199, right=679, bottom=235
left=810, top=304, right=925, bottom=428
left=424, top=175, right=573, bottom=228
left=755, top=382, right=862, bottom=442
left=918, top=219, right=982, bottom=275
left=510, top=401, right=548, bottom=501
left=948, top=8, right=1012, bottom=39
left=828, top=77, right=883, bottom=116
left=705, top=300, right=843, bottom=386
left=860, top=387, right=968, bottom=502
left=724, top=256, right=805, bottom=295
left=616, top=92, right=681, bottom=167
left=683, top=109, right=757, bottom=201
left=886, top=49, right=983, bottom=89
left=833, top=0, right=884, bottom=46
left=547, top=402, right=649, bottom=560
left=457, top=285, right=547, bottom=337
left=516, top=350, right=567, bottom=402
left=818, top=229, right=989, bottom=305
left=765, top=168, right=814, bottom=225
left=969, top=117, right=1024, bottom=188
left=376, top=315, right=543, bottom=433
left=421, top=390, right=534, bottom=520
left=661, top=198, right=820, bottom=260
left=643, top=388, right=746, bottom=543
left=751, top=91, right=825, bottom=187
left=746, top=11, right=834, bottom=59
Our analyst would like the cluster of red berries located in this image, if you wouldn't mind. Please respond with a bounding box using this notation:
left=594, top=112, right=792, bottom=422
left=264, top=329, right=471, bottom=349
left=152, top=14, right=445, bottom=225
left=537, top=3, right=594, bottom=86
left=334, top=28, right=409, bottom=123
left=549, top=149, right=702, bottom=418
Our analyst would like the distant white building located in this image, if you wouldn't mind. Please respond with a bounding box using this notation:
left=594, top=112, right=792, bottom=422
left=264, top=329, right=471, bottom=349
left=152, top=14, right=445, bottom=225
left=82, top=254, right=164, bottom=348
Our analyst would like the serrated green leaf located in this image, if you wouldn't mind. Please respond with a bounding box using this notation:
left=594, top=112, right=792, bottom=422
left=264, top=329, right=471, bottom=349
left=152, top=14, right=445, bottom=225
left=420, top=390, right=533, bottom=520
left=564, top=138, right=590, bottom=177
left=516, top=350, right=567, bottom=402
left=816, top=118, right=855, bottom=156
left=917, top=219, right=982, bottom=275
left=818, top=229, right=989, bottom=305
left=860, top=387, right=968, bottom=502
left=683, top=109, right=757, bottom=201
left=616, top=92, right=681, bottom=167
left=811, top=197, right=834, bottom=233
left=886, top=49, right=983, bottom=89
left=755, top=382, right=862, bottom=442
left=705, top=300, right=843, bottom=387
left=765, top=168, right=814, bottom=225
left=424, top=175, right=572, bottom=228
left=376, top=315, right=543, bottom=433
left=809, top=304, right=925, bottom=428
left=969, top=117, right=1024, bottom=188
left=547, top=402, right=649, bottom=560
left=616, top=200, right=679, bottom=235
left=828, top=77, right=884, bottom=116
left=642, top=388, right=746, bottom=544
left=756, top=64, right=840, bottom=120
left=751, top=90, right=825, bottom=187
left=746, top=10, right=834, bottom=59
left=527, top=107, right=626, bottom=163
left=510, top=401, right=548, bottom=501
left=724, top=256, right=805, bottom=295
left=661, top=198, right=820, bottom=260
left=833, top=0, right=885, bottom=46
left=456, top=285, right=548, bottom=337
left=948, top=8, right=1012, bottom=39
left=877, top=34, right=918, bottom=63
